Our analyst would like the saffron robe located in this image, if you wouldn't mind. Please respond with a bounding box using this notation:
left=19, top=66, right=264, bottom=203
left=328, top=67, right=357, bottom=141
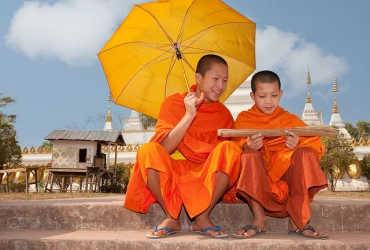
left=224, top=105, right=328, bottom=230
left=124, top=85, right=241, bottom=219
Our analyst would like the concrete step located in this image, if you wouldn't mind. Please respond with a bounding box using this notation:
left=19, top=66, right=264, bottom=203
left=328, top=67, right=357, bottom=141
left=0, top=195, right=369, bottom=233
left=0, top=230, right=369, bottom=250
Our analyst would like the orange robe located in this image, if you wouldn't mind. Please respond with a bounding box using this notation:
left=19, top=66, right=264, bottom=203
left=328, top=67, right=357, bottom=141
left=224, top=105, right=327, bottom=230
left=124, top=85, right=241, bottom=219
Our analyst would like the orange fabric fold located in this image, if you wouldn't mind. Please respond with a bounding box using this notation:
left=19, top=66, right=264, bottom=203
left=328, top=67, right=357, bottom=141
left=124, top=85, right=241, bottom=218
left=233, top=105, right=325, bottom=202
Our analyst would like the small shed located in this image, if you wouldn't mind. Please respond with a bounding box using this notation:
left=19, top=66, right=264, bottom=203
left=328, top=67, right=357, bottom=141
left=45, top=130, right=126, bottom=169
left=44, top=130, right=126, bottom=192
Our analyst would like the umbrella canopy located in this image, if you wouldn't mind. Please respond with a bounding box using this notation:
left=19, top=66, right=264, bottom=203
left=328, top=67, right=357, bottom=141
left=98, top=0, right=256, bottom=118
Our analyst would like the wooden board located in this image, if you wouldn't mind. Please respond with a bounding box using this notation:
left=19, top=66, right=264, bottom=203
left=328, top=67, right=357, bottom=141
left=218, top=126, right=336, bottom=137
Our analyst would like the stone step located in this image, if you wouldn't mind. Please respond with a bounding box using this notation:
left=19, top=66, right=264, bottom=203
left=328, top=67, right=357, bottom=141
left=0, top=195, right=369, bottom=233
left=1, top=230, right=369, bottom=250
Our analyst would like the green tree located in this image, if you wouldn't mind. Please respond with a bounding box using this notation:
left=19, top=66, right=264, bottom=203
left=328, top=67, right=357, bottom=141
left=356, top=121, right=370, bottom=141
left=320, top=128, right=355, bottom=191
left=345, top=120, right=370, bottom=141
left=41, top=141, right=53, bottom=150
left=0, top=94, right=22, bottom=170
left=139, top=113, right=157, bottom=130
left=345, top=122, right=358, bottom=140
left=360, top=154, right=370, bottom=182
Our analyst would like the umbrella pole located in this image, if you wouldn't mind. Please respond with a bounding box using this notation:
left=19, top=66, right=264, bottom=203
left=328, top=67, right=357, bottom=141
left=180, top=61, right=190, bottom=92
left=174, top=43, right=190, bottom=92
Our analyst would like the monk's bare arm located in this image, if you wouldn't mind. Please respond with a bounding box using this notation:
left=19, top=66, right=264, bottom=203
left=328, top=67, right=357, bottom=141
left=160, top=92, right=205, bottom=154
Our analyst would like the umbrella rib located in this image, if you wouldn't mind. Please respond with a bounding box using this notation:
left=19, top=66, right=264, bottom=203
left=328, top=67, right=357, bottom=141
left=178, top=22, right=255, bottom=68
left=99, top=41, right=171, bottom=54
left=136, top=5, right=175, bottom=45
left=180, top=21, right=254, bottom=49
left=116, top=48, right=176, bottom=102
left=176, top=0, right=197, bottom=45
left=184, top=47, right=255, bottom=69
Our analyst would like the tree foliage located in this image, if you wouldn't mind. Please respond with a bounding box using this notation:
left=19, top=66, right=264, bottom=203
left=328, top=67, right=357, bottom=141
left=345, top=120, right=370, bottom=141
left=139, top=113, right=157, bottom=130
left=0, top=93, right=22, bottom=170
left=41, top=141, right=53, bottom=149
left=360, top=154, right=370, bottom=181
left=320, top=128, right=355, bottom=191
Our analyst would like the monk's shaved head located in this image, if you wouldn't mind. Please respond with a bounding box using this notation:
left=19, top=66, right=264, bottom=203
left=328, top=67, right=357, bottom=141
left=251, top=70, right=281, bottom=93
left=196, top=54, right=228, bottom=76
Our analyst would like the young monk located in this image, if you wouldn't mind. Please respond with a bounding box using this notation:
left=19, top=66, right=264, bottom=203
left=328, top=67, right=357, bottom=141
left=124, top=54, right=241, bottom=239
left=231, top=70, right=329, bottom=239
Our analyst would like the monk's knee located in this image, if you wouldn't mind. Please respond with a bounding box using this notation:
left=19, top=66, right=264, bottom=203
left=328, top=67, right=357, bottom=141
left=217, top=140, right=241, bottom=152
left=240, top=149, right=264, bottom=171
left=241, top=149, right=262, bottom=158
left=139, top=141, right=162, bottom=152
left=138, top=142, right=167, bottom=157
left=292, top=147, right=318, bottom=161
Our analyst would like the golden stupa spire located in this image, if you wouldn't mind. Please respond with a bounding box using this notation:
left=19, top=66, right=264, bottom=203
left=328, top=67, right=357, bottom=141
left=306, top=65, right=312, bottom=103
left=106, top=92, right=113, bottom=122
left=332, top=74, right=339, bottom=114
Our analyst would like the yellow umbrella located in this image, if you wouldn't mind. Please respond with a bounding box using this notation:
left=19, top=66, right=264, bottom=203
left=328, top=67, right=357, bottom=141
left=98, top=0, right=255, bottom=118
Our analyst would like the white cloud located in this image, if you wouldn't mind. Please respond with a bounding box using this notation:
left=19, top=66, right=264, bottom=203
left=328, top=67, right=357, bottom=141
left=5, top=0, right=144, bottom=67
left=256, top=26, right=349, bottom=95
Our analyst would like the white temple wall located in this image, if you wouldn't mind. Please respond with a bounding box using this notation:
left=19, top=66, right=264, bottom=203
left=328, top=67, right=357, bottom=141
left=354, top=146, right=370, bottom=160
left=121, top=131, right=154, bottom=145
left=333, top=173, right=369, bottom=191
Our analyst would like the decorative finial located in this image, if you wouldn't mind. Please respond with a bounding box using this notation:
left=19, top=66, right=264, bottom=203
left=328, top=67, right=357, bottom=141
left=106, top=92, right=112, bottom=122
left=332, top=74, right=338, bottom=92
left=332, top=74, right=339, bottom=114
left=306, top=65, right=312, bottom=103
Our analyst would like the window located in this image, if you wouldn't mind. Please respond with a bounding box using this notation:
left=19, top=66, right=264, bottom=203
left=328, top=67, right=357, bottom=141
left=79, top=148, right=87, bottom=162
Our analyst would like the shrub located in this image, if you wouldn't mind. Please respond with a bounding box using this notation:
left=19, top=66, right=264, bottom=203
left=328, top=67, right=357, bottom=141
left=9, top=183, right=26, bottom=193
left=105, top=162, right=134, bottom=193
left=361, top=154, right=370, bottom=181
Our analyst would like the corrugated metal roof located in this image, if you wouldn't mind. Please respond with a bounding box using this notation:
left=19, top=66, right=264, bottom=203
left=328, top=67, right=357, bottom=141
left=45, top=130, right=125, bottom=145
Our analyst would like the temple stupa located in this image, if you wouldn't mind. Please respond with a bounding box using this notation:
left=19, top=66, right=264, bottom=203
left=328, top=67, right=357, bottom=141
left=102, top=92, right=115, bottom=132
left=301, top=66, right=322, bottom=125
left=329, top=74, right=351, bottom=139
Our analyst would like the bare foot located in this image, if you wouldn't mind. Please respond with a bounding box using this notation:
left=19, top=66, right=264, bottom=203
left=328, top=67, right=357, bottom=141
left=288, top=218, right=327, bottom=237
left=235, top=218, right=266, bottom=237
left=192, top=215, right=226, bottom=237
left=147, top=217, right=181, bottom=237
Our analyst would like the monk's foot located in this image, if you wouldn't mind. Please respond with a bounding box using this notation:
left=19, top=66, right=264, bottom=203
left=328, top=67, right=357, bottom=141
left=288, top=218, right=328, bottom=238
left=192, top=215, right=227, bottom=237
left=235, top=218, right=266, bottom=237
left=147, top=217, right=181, bottom=237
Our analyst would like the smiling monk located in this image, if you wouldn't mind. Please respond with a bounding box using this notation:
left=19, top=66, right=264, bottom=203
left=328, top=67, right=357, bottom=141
left=124, top=54, right=241, bottom=239
left=229, top=70, right=329, bottom=239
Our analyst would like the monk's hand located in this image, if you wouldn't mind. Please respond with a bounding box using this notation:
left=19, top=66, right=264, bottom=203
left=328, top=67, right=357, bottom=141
left=245, top=134, right=263, bottom=151
left=184, top=92, right=202, bottom=118
left=285, top=130, right=299, bottom=150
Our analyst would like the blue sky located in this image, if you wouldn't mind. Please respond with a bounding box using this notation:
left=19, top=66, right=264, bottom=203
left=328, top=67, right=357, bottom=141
left=1, top=0, right=370, bottom=149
